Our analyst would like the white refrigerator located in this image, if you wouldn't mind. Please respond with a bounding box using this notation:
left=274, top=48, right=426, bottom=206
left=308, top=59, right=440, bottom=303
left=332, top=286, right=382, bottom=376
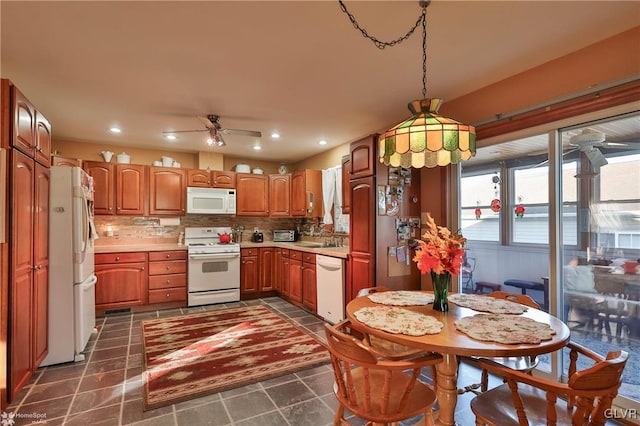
left=42, top=166, right=97, bottom=366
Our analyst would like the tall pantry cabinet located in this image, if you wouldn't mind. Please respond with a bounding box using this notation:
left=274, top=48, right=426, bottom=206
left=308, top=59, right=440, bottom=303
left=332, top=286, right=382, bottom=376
left=0, top=79, right=51, bottom=407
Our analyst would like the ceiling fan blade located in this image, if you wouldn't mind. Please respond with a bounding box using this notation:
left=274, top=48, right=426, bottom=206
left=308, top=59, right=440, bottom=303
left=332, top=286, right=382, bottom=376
left=163, top=129, right=208, bottom=134
left=220, top=128, right=262, bottom=138
left=601, top=141, right=640, bottom=149
left=197, top=115, right=215, bottom=129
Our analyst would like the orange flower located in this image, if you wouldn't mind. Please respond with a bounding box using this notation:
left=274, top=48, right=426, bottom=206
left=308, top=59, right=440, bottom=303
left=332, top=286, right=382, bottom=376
left=412, top=213, right=466, bottom=276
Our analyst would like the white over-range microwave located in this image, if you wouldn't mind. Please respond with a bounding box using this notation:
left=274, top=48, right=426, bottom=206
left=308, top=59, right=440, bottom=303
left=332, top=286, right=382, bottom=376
left=186, top=187, right=236, bottom=214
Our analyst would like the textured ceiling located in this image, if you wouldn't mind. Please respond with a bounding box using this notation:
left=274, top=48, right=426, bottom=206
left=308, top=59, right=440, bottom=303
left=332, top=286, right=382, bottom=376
left=2, top=1, right=639, bottom=164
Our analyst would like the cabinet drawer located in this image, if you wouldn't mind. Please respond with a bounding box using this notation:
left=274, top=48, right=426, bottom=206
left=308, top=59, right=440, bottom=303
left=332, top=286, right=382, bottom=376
left=290, top=250, right=301, bottom=261
left=148, top=260, right=186, bottom=276
left=149, top=250, right=186, bottom=261
left=148, top=287, right=187, bottom=303
left=241, top=248, right=258, bottom=256
left=149, top=273, right=187, bottom=290
left=281, top=249, right=289, bottom=258
left=303, top=253, right=316, bottom=264
left=95, top=252, right=147, bottom=264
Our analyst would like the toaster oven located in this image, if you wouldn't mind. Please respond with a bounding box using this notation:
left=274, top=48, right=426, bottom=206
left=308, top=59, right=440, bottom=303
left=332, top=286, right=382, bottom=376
left=273, top=230, right=296, bottom=242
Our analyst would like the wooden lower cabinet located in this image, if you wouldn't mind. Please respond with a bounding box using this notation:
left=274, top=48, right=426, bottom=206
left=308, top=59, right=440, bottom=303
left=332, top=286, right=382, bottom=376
left=95, top=252, right=148, bottom=310
left=147, top=251, right=187, bottom=304
left=240, top=248, right=259, bottom=296
left=289, top=254, right=303, bottom=304
left=241, top=247, right=275, bottom=298
left=280, top=249, right=290, bottom=297
left=301, top=253, right=317, bottom=312
left=259, top=247, right=274, bottom=291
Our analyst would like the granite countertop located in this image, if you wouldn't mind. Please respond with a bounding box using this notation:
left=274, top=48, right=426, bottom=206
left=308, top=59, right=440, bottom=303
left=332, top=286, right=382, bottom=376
left=94, top=242, right=187, bottom=254
left=241, top=241, right=349, bottom=259
left=94, top=240, right=348, bottom=258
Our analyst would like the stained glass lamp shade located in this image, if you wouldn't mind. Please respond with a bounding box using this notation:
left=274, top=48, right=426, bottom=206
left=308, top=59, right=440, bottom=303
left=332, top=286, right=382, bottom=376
left=379, top=98, right=476, bottom=168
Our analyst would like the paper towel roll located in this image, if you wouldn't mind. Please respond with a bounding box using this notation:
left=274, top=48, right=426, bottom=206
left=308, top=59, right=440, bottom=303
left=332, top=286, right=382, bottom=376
left=159, top=217, right=181, bottom=226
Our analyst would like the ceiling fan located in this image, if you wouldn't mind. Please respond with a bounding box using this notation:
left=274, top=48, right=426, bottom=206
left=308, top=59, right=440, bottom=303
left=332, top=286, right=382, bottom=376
left=565, top=128, right=640, bottom=167
left=532, top=129, right=640, bottom=168
left=164, top=115, right=262, bottom=147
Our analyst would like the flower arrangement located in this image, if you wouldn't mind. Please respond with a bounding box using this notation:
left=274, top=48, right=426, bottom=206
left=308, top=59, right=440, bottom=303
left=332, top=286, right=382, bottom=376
left=413, top=213, right=466, bottom=276
left=412, top=213, right=466, bottom=311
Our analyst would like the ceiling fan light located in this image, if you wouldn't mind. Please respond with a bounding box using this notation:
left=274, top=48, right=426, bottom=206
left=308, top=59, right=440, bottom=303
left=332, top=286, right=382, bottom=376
left=584, top=147, right=608, bottom=167
left=213, top=133, right=226, bottom=147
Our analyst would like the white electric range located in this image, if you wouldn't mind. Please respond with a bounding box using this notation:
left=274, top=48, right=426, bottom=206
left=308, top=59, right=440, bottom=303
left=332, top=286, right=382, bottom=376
left=185, top=227, right=241, bottom=306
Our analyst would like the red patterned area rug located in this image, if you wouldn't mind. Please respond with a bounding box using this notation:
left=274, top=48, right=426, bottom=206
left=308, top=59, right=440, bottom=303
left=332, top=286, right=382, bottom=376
left=141, top=305, right=330, bottom=410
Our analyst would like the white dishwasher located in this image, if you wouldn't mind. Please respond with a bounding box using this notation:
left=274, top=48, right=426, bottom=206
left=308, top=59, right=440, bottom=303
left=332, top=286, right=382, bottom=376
left=316, top=255, right=345, bottom=324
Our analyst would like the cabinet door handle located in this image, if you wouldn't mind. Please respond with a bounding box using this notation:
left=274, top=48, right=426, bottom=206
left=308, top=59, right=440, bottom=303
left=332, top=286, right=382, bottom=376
left=115, top=256, right=120, bottom=261
left=141, top=267, right=145, bottom=271
left=166, top=279, right=171, bottom=284
left=33, top=265, right=42, bottom=270
left=166, top=293, right=170, bottom=298
left=166, top=266, right=171, bottom=271
left=108, top=207, right=112, bottom=211
left=166, top=254, right=171, bottom=258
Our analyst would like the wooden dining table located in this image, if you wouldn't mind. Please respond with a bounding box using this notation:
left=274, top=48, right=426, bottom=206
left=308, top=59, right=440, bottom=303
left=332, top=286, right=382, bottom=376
left=346, top=293, right=571, bottom=426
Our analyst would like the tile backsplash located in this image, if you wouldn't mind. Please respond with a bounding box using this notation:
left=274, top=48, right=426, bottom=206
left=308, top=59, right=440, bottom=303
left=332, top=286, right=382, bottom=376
left=93, top=215, right=326, bottom=243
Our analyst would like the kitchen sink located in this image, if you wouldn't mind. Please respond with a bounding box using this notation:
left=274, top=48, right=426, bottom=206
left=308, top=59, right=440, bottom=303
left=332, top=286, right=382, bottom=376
left=294, top=241, right=324, bottom=248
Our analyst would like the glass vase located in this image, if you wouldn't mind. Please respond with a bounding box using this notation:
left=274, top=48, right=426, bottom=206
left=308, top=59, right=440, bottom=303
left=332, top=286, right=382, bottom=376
left=431, top=272, right=450, bottom=312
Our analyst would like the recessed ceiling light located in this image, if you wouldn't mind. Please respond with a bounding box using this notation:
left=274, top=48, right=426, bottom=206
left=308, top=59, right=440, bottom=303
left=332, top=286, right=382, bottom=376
left=253, top=145, right=262, bottom=151
left=271, top=132, right=280, bottom=139
left=319, top=140, right=328, bottom=145
left=165, top=134, right=177, bottom=140
left=109, top=127, right=121, bottom=134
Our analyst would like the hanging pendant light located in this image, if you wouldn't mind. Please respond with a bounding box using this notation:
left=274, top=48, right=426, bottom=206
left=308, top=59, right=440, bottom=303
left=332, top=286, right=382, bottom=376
left=372, top=1, right=476, bottom=168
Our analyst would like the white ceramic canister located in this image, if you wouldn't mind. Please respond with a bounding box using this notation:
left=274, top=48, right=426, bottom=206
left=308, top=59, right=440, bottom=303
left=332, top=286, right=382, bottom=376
left=153, top=160, right=162, bottom=166
left=252, top=168, right=264, bottom=175
left=116, top=152, right=131, bottom=164
left=162, top=156, right=174, bottom=167
left=235, top=163, right=250, bottom=173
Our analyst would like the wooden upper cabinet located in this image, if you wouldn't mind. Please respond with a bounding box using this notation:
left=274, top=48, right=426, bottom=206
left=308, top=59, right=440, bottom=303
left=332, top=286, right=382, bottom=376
left=149, top=166, right=186, bottom=216
left=212, top=171, right=236, bottom=188
left=12, top=86, right=36, bottom=157
left=187, top=169, right=210, bottom=187
left=116, top=164, right=147, bottom=215
left=291, top=169, right=323, bottom=217
left=350, top=135, right=377, bottom=179
left=341, top=155, right=351, bottom=214
left=187, top=169, right=236, bottom=188
left=236, top=174, right=269, bottom=216
left=269, top=174, right=291, bottom=217
left=84, top=161, right=114, bottom=215
left=11, top=86, right=51, bottom=166
left=34, top=111, right=51, bottom=166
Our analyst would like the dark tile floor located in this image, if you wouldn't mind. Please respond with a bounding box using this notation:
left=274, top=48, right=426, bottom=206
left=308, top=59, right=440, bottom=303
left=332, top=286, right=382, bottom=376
left=6, top=297, right=623, bottom=426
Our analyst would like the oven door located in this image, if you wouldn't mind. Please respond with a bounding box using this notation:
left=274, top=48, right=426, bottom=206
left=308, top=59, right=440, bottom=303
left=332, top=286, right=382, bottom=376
left=188, top=252, right=240, bottom=292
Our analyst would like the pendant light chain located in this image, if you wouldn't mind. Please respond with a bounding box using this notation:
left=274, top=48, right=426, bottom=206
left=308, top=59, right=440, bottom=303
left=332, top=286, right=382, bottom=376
left=338, top=0, right=424, bottom=50
left=421, top=4, right=427, bottom=99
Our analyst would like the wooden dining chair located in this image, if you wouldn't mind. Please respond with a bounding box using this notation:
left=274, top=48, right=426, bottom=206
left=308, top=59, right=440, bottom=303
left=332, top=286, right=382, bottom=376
left=324, top=320, right=443, bottom=426
left=471, top=342, right=628, bottom=426
left=353, top=287, right=436, bottom=366
left=459, top=291, right=541, bottom=394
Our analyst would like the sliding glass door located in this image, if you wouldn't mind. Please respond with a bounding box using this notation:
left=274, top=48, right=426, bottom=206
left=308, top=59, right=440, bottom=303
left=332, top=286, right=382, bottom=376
left=460, top=111, right=640, bottom=410
left=559, top=113, right=640, bottom=404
